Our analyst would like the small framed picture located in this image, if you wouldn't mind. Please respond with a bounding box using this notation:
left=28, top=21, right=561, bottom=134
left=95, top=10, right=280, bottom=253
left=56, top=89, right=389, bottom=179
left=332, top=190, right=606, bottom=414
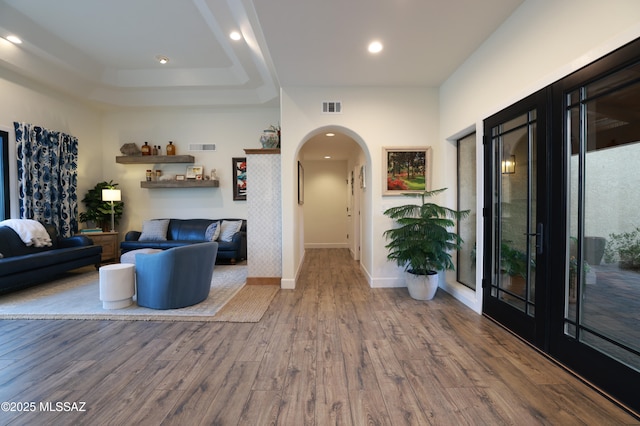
left=297, top=161, right=304, bottom=205
left=175, top=174, right=185, bottom=181
left=232, top=157, right=247, bottom=201
left=186, top=165, right=204, bottom=180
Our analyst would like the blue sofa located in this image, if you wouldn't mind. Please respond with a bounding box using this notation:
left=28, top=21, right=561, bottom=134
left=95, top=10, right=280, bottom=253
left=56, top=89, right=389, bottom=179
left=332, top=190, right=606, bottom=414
left=0, top=223, right=102, bottom=294
left=120, top=218, right=246, bottom=264
left=135, top=242, right=218, bottom=309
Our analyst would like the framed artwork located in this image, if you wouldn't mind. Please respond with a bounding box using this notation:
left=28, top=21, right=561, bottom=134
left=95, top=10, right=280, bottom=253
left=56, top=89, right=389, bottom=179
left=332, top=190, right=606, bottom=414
left=233, top=157, right=247, bottom=200
left=383, top=146, right=431, bottom=195
left=186, top=165, right=203, bottom=179
left=350, top=170, right=354, bottom=195
left=298, top=161, right=304, bottom=205
left=175, top=174, right=185, bottom=181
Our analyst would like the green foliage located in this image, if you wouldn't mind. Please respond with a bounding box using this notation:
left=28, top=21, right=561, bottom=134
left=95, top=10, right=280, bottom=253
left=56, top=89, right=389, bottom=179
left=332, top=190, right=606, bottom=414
left=500, top=242, right=530, bottom=279
left=383, top=188, right=469, bottom=275
left=604, top=227, right=640, bottom=271
left=78, top=181, right=124, bottom=227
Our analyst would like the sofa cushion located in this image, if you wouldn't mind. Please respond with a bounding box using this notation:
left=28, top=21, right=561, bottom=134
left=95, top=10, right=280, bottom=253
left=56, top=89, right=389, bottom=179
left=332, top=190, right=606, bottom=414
left=205, top=221, right=221, bottom=241
left=219, top=220, right=242, bottom=242
left=167, top=219, right=213, bottom=241
left=0, top=245, right=102, bottom=276
left=139, top=219, right=170, bottom=241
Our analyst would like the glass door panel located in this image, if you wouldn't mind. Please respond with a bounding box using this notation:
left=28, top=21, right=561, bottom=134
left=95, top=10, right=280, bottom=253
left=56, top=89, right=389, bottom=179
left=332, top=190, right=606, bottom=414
left=565, top=70, right=640, bottom=372
left=483, top=90, right=547, bottom=346
left=494, top=118, right=536, bottom=314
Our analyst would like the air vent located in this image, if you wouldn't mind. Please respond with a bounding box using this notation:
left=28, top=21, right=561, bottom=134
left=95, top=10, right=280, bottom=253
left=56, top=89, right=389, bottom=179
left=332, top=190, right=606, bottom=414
left=322, top=101, right=342, bottom=114
left=188, top=143, right=216, bottom=151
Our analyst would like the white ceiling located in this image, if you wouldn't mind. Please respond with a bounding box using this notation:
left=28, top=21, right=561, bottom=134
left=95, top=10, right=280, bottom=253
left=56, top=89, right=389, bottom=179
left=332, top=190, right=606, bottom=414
left=0, top=0, right=523, bottom=109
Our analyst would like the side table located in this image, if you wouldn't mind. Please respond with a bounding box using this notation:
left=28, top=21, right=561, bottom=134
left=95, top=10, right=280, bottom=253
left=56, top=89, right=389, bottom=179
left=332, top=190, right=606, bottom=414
left=82, top=231, right=119, bottom=263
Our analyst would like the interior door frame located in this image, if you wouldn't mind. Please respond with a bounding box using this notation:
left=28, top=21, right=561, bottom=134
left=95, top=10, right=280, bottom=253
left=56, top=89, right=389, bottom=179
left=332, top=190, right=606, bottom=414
left=482, top=88, right=551, bottom=350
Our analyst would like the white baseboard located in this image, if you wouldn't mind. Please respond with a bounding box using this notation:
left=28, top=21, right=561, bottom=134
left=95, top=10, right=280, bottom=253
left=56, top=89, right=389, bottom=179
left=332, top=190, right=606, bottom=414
left=282, top=249, right=306, bottom=289
left=281, top=278, right=296, bottom=290
left=304, top=242, right=349, bottom=249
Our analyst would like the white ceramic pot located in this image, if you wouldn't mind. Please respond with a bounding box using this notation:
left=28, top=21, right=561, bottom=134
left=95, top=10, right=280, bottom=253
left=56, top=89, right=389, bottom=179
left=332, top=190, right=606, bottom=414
left=405, top=270, right=439, bottom=300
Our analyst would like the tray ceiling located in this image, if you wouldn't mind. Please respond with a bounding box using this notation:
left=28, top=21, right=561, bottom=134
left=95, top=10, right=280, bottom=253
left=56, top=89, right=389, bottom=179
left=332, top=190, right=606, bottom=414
left=0, top=0, right=523, bottom=108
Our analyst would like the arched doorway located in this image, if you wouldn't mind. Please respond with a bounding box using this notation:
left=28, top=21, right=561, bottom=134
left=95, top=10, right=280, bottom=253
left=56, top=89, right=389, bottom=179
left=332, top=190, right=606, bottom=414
left=297, top=127, right=369, bottom=263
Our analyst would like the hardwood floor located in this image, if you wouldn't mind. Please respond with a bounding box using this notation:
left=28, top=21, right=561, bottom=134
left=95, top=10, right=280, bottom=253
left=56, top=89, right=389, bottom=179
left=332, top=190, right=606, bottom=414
left=0, top=248, right=637, bottom=425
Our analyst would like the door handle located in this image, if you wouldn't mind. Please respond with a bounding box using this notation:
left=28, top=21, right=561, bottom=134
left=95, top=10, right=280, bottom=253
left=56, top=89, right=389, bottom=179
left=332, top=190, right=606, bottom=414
left=524, top=223, right=543, bottom=255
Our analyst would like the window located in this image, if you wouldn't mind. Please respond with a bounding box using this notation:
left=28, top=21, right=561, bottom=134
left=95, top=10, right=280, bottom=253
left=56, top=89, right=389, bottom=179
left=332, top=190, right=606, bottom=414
left=457, top=132, right=477, bottom=289
left=0, top=130, right=9, bottom=220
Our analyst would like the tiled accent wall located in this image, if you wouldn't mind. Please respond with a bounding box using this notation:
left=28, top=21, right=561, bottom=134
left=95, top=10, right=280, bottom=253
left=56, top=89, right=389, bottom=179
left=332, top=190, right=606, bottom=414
left=246, top=151, right=282, bottom=278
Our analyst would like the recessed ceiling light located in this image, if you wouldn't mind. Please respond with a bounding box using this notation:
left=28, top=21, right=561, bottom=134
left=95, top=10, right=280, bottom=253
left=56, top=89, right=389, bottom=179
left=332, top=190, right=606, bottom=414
left=368, top=41, right=383, bottom=54
left=324, top=156, right=332, bottom=159
left=326, top=133, right=335, bottom=137
left=156, top=55, right=169, bottom=64
left=230, top=31, right=242, bottom=41
left=6, top=35, right=22, bottom=44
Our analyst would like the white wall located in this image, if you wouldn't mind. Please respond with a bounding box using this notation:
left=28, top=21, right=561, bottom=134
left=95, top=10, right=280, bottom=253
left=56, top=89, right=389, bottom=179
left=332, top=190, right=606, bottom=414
left=302, top=160, right=349, bottom=249
left=100, top=107, right=279, bottom=235
left=0, top=67, right=103, bottom=219
left=439, top=0, right=640, bottom=313
left=280, top=86, right=440, bottom=289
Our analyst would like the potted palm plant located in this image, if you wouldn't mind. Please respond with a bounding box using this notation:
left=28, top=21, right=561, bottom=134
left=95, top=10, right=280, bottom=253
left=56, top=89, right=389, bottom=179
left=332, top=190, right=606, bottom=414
left=383, top=188, right=469, bottom=300
left=79, top=181, right=124, bottom=231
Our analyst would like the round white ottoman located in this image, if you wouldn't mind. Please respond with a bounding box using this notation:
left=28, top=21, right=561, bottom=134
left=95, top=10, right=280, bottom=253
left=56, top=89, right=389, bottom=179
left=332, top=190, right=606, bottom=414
left=99, top=263, right=135, bottom=309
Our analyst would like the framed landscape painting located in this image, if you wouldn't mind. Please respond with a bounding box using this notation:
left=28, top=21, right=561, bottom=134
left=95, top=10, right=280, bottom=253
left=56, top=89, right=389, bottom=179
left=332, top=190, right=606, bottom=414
left=383, top=146, right=431, bottom=195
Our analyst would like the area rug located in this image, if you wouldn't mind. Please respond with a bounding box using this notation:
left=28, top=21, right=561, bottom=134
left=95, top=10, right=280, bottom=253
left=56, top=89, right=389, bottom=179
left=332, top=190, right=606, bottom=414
left=0, top=265, right=277, bottom=322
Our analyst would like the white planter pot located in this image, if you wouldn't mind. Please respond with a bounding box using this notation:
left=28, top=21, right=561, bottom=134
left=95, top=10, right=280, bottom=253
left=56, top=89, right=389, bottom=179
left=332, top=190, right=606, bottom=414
left=405, top=271, right=439, bottom=300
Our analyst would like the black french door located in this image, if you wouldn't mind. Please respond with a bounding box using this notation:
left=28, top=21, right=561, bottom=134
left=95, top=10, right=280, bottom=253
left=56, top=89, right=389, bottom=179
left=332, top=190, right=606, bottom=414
left=548, top=38, right=640, bottom=414
left=483, top=38, right=640, bottom=414
left=482, top=89, right=550, bottom=348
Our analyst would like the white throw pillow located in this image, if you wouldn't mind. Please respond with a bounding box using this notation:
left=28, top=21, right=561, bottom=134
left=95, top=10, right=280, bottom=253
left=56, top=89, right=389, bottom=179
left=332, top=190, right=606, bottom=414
left=205, top=221, right=221, bottom=241
left=218, top=220, right=242, bottom=242
left=139, top=219, right=170, bottom=241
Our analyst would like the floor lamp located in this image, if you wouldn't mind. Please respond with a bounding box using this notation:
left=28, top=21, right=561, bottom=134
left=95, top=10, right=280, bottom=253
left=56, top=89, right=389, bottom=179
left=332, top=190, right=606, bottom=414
left=102, top=189, right=121, bottom=232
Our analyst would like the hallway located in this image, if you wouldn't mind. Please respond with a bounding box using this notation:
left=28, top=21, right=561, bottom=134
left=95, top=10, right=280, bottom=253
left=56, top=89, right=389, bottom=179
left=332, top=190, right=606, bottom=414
left=0, top=249, right=637, bottom=424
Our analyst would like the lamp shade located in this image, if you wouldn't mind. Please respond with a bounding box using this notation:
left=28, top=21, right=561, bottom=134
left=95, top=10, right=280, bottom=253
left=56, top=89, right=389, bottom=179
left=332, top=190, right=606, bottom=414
left=102, top=189, right=121, bottom=202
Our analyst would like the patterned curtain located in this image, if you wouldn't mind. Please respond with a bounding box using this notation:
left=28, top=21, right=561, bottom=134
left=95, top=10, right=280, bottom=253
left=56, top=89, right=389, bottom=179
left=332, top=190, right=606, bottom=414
left=14, top=122, right=79, bottom=238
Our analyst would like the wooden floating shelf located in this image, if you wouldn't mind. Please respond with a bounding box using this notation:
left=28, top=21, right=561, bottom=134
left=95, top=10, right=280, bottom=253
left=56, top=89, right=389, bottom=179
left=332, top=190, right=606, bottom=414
left=116, top=155, right=195, bottom=164
left=140, top=180, right=219, bottom=188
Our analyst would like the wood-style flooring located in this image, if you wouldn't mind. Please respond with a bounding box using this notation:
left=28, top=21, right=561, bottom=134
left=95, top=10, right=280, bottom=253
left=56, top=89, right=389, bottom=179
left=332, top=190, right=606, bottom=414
left=0, top=248, right=637, bottom=425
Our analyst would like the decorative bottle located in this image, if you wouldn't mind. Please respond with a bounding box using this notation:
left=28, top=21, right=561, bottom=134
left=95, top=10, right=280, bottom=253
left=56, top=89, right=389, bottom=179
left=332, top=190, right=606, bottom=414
left=166, top=141, right=176, bottom=155
left=152, top=145, right=158, bottom=155
left=141, top=142, right=151, bottom=156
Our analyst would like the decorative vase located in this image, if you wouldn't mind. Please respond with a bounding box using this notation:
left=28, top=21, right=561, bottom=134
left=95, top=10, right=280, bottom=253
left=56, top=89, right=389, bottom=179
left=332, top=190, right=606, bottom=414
left=405, top=270, right=439, bottom=300
left=260, top=129, right=279, bottom=149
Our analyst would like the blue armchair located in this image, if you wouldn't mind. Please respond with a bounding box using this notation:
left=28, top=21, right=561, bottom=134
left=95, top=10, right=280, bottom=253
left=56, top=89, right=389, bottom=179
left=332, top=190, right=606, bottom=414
left=135, top=242, right=218, bottom=309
